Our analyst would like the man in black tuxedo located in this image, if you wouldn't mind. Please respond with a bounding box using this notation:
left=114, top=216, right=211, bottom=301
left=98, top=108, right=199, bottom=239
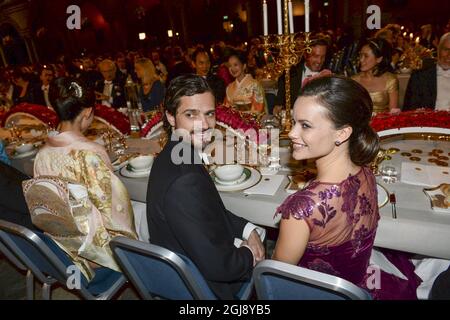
left=0, top=161, right=35, bottom=230
left=95, top=59, right=126, bottom=109
left=274, top=38, right=328, bottom=113
left=146, top=75, right=265, bottom=299
left=404, top=32, right=450, bottom=111
left=30, top=65, right=56, bottom=109
left=192, top=48, right=226, bottom=105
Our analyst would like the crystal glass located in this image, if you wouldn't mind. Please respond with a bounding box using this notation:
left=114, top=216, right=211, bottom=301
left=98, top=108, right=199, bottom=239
left=380, top=165, right=399, bottom=184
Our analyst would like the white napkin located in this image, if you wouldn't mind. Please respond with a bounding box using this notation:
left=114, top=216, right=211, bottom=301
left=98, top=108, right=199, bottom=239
left=411, top=257, right=450, bottom=300
left=369, top=248, right=408, bottom=280
left=244, top=175, right=285, bottom=196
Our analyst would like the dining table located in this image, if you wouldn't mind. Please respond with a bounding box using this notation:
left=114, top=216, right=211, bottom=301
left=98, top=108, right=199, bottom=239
left=7, top=132, right=450, bottom=260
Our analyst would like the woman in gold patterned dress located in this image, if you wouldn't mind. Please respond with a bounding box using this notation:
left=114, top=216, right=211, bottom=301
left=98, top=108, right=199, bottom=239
left=352, top=38, right=401, bottom=114
left=225, top=50, right=267, bottom=113
left=33, top=78, right=137, bottom=278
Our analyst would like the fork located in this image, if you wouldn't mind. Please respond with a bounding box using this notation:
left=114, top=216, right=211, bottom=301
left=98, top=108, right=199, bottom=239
left=389, top=193, right=397, bottom=219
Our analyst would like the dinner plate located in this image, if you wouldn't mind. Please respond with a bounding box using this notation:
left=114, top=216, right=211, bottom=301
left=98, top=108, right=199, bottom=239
left=211, top=167, right=262, bottom=192
left=10, top=148, right=38, bottom=160
left=120, top=165, right=152, bottom=178
left=423, top=184, right=450, bottom=214
left=377, top=183, right=389, bottom=208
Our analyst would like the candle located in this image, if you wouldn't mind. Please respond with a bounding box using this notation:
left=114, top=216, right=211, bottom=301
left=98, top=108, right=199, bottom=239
left=277, top=0, right=282, bottom=35
left=415, top=36, right=420, bottom=45
left=409, top=33, right=413, bottom=40
left=403, top=32, right=407, bottom=37
left=305, top=0, right=310, bottom=32
left=288, top=0, right=294, bottom=34
left=263, top=0, right=268, bottom=36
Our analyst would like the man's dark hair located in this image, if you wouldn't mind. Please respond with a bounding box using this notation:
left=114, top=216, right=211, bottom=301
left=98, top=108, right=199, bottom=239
left=191, top=48, right=211, bottom=63
left=163, top=74, right=213, bottom=132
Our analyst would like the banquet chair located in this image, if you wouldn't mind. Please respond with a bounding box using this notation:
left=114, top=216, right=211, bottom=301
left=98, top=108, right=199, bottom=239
left=253, top=260, right=372, bottom=300
left=110, top=236, right=254, bottom=300
left=0, top=219, right=126, bottom=300
left=0, top=239, right=35, bottom=300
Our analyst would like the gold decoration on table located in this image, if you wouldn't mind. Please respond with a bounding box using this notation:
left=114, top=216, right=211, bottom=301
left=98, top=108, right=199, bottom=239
left=398, top=38, right=435, bottom=71
left=260, top=0, right=312, bottom=138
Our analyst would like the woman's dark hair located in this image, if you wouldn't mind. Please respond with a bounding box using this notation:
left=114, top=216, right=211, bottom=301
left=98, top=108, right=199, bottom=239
left=50, top=78, right=95, bottom=122
left=227, top=49, right=248, bottom=65
left=163, top=74, right=213, bottom=132
left=300, top=75, right=380, bottom=166
left=362, top=37, right=392, bottom=77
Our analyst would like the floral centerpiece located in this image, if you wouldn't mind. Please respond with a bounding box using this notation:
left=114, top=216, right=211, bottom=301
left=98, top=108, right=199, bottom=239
left=94, top=104, right=131, bottom=135
left=140, top=111, right=163, bottom=138
left=1, top=103, right=59, bottom=128
left=370, top=110, right=450, bottom=132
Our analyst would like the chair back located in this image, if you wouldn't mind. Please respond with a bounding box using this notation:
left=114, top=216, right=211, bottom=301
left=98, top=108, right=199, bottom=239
left=0, top=219, right=124, bottom=299
left=110, top=236, right=217, bottom=300
left=253, top=260, right=372, bottom=300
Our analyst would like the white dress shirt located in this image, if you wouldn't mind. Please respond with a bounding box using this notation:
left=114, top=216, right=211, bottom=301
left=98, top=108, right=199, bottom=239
left=41, top=84, right=52, bottom=108
left=435, top=64, right=450, bottom=111
left=102, top=80, right=113, bottom=107
left=302, top=65, right=319, bottom=82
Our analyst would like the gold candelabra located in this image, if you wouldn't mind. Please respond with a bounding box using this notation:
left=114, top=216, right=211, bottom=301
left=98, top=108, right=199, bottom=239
left=260, top=0, right=312, bottom=138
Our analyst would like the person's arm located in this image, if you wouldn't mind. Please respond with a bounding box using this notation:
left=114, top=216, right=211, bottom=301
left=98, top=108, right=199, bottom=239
left=272, top=217, right=310, bottom=265
left=387, top=76, right=400, bottom=114
left=164, top=172, right=254, bottom=282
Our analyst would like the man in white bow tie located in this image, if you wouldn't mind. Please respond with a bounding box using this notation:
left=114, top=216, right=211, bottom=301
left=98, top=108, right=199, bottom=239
left=95, top=59, right=126, bottom=109
left=404, top=32, right=450, bottom=111
left=33, top=65, right=54, bottom=109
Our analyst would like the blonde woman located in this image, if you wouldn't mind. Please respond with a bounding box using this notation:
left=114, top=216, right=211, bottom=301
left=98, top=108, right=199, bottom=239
left=135, top=58, right=165, bottom=112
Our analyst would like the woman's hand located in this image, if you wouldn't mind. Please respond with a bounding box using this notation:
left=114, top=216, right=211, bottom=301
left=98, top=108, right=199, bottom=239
left=389, top=107, right=401, bottom=115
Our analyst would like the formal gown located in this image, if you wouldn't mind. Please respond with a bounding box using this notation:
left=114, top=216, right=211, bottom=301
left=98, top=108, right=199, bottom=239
left=33, top=131, right=138, bottom=279
left=276, top=166, right=422, bottom=299
left=226, top=74, right=266, bottom=113
left=352, top=72, right=399, bottom=114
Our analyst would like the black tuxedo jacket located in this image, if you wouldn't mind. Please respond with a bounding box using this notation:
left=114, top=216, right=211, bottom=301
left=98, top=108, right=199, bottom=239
left=403, top=64, right=437, bottom=111
left=146, top=140, right=254, bottom=299
left=0, top=162, right=35, bottom=230
left=30, top=82, right=57, bottom=107
left=275, top=62, right=305, bottom=108
left=205, top=73, right=226, bottom=104
left=94, top=77, right=126, bottom=109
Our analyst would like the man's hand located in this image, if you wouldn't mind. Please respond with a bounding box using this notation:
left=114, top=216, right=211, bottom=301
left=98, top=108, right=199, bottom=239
left=247, top=230, right=265, bottom=263
left=389, top=107, right=401, bottom=115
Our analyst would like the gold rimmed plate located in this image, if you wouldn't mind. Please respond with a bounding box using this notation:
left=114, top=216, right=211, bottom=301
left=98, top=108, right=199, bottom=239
left=377, top=183, right=389, bottom=208
left=211, top=166, right=262, bottom=192
left=423, top=183, right=450, bottom=214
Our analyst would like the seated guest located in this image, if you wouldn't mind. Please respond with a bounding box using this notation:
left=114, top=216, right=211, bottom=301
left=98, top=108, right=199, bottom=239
left=34, top=78, right=138, bottom=275
left=192, top=48, right=226, bottom=104
left=274, top=38, right=329, bottom=113
left=0, top=160, right=35, bottom=230
left=352, top=38, right=400, bottom=114
left=273, top=76, right=421, bottom=299
left=225, top=50, right=266, bottom=113
left=134, top=58, right=165, bottom=112
left=146, top=75, right=265, bottom=299
left=151, top=50, right=168, bottom=84
left=11, top=68, right=35, bottom=105
left=95, top=59, right=126, bottom=109
left=31, top=65, right=55, bottom=109
left=404, top=32, right=450, bottom=111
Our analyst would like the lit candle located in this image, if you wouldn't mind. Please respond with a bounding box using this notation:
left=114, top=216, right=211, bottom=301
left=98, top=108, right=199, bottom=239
left=409, top=33, right=413, bottom=40
left=415, top=36, right=420, bottom=45
left=263, top=0, right=268, bottom=36
left=305, top=0, right=310, bottom=32
left=403, top=32, right=407, bottom=37
left=277, top=0, right=282, bottom=35
left=288, top=0, right=294, bottom=34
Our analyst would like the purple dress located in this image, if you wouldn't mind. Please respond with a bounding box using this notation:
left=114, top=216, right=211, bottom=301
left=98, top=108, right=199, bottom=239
left=276, top=167, right=380, bottom=289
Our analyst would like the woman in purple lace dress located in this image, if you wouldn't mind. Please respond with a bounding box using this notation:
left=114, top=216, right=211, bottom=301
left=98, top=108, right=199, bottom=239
left=273, top=76, right=381, bottom=291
